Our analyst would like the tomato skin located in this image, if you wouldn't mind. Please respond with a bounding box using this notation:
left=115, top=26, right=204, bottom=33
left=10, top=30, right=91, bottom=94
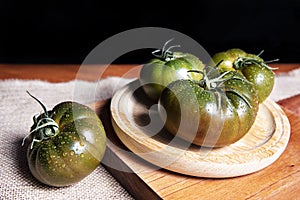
left=241, top=64, right=274, bottom=103
left=158, top=70, right=258, bottom=147
left=211, top=48, right=275, bottom=103
left=212, top=49, right=247, bottom=71
left=26, top=102, right=106, bottom=187
left=140, top=52, right=204, bottom=101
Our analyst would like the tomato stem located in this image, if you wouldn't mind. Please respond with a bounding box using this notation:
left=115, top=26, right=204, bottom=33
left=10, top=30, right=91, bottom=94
left=22, top=117, right=59, bottom=149
left=188, top=67, right=254, bottom=108
left=233, top=56, right=278, bottom=71
left=152, top=38, right=181, bottom=61
left=188, top=67, right=231, bottom=90
left=22, top=92, right=59, bottom=149
left=26, top=91, right=48, bottom=115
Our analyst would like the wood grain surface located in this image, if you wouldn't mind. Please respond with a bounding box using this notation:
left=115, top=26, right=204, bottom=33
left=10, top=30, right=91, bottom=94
left=0, top=64, right=140, bottom=82
left=1, top=63, right=300, bottom=199
left=0, top=63, right=299, bottom=82
left=96, top=97, right=300, bottom=200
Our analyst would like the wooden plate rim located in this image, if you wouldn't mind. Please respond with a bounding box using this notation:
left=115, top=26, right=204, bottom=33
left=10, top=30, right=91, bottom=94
left=110, top=80, right=291, bottom=178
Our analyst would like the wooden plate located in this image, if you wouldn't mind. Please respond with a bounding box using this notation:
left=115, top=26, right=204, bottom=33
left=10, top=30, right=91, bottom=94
left=110, top=79, right=290, bottom=178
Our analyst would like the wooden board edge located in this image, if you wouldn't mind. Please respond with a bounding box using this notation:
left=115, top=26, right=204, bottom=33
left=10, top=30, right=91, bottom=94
left=91, top=99, right=161, bottom=200
left=102, top=147, right=161, bottom=200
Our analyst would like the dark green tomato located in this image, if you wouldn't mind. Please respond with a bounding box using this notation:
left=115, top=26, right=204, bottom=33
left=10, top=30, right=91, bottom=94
left=26, top=101, right=106, bottom=187
left=241, top=64, right=274, bottom=103
left=140, top=52, right=204, bottom=101
left=158, top=71, right=258, bottom=147
left=211, top=48, right=275, bottom=103
left=211, top=49, right=247, bottom=71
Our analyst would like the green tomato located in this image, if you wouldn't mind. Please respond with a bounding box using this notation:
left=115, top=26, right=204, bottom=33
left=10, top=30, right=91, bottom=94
left=211, top=49, right=247, bottom=71
left=140, top=41, right=204, bottom=101
left=158, top=67, right=259, bottom=147
left=23, top=92, right=106, bottom=187
left=211, top=48, right=276, bottom=103
left=241, top=64, right=274, bottom=104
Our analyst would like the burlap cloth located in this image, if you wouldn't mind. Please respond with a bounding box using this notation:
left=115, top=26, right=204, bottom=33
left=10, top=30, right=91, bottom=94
left=1, top=70, right=300, bottom=199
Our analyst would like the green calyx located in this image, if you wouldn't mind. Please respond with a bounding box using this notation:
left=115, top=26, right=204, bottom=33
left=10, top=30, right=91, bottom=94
left=187, top=66, right=253, bottom=109
left=152, top=38, right=181, bottom=61
left=188, top=66, right=246, bottom=90
left=233, top=50, right=278, bottom=71
left=22, top=91, right=59, bottom=149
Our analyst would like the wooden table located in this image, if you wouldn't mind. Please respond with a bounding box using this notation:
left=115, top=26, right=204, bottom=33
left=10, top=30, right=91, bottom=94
left=1, top=63, right=300, bottom=199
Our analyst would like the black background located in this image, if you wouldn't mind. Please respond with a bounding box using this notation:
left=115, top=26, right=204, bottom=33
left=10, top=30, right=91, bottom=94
left=1, top=0, right=299, bottom=64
